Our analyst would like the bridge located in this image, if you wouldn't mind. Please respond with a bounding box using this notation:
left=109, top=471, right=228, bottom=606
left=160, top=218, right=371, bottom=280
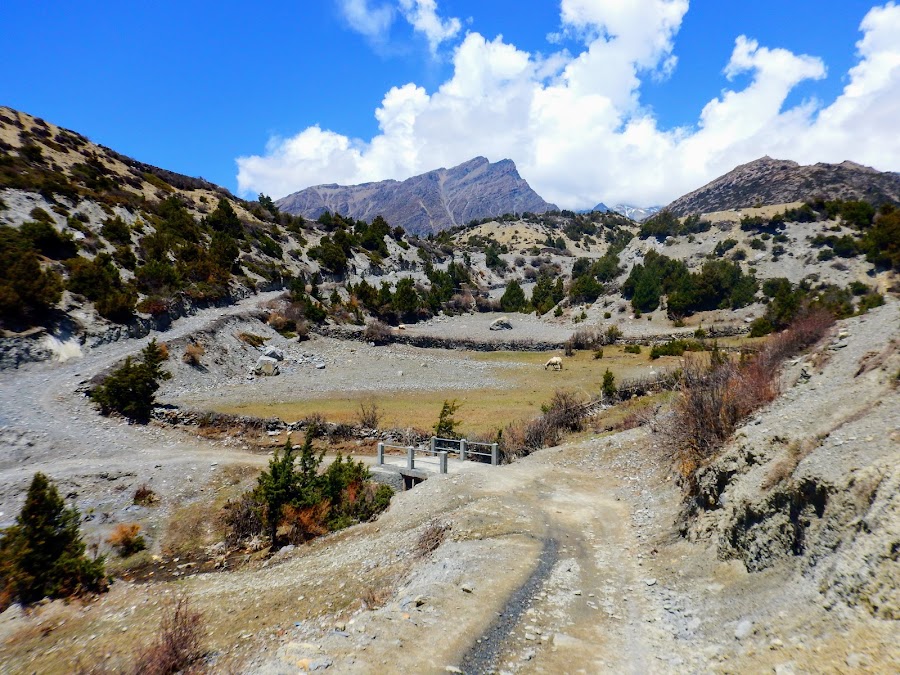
left=373, top=437, right=499, bottom=490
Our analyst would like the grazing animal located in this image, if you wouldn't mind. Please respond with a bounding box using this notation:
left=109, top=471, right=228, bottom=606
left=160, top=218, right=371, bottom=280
left=544, top=356, right=563, bottom=371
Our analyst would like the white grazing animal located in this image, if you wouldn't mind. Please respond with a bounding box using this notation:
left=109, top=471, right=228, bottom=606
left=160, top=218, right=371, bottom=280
left=544, top=356, right=563, bottom=371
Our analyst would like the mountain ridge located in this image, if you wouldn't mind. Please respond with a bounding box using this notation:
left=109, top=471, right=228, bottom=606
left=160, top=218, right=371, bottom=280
left=665, top=156, right=900, bottom=216
left=276, top=156, right=557, bottom=236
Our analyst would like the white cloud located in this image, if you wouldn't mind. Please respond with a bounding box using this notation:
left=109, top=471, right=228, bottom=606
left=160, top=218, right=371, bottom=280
left=337, top=0, right=395, bottom=42
left=399, top=0, right=462, bottom=54
left=238, top=1, right=900, bottom=209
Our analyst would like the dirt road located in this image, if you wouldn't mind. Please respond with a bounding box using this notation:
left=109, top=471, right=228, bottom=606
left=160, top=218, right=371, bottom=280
left=0, top=291, right=283, bottom=524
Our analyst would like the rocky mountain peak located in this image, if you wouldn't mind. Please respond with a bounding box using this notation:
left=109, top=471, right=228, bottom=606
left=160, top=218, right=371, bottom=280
left=276, top=157, right=557, bottom=236
left=665, top=157, right=900, bottom=216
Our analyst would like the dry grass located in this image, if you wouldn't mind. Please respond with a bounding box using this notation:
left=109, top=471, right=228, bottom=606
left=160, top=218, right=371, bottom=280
left=359, top=585, right=392, bottom=610
left=761, top=438, right=820, bottom=491
left=210, top=348, right=673, bottom=435
left=416, top=520, right=451, bottom=558
left=236, top=332, right=267, bottom=348
left=182, top=343, right=205, bottom=367
left=162, top=464, right=262, bottom=556
left=107, top=523, right=146, bottom=557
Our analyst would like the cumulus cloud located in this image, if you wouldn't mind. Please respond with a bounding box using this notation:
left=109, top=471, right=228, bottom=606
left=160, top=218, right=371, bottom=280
left=238, top=1, right=900, bottom=209
left=399, top=0, right=461, bottom=53
left=337, top=0, right=395, bottom=42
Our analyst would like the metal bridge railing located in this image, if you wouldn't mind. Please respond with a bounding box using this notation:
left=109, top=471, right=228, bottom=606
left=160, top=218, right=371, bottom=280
left=377, top=437, right=498, bottom=474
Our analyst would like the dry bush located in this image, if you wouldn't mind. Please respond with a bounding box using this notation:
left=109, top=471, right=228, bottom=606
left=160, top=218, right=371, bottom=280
left=671, top=311, right=833, bottom=501
left=475, top=295, right=501, bottom=312
left=446, top=292, right=474, bottom=312
left=236, top=332, right=267, bottom=348
left=416, top=520, right=451, bottom=557
left=156, top=343, right=170, bottom=360
left=182, top=343, right=205, bottom=366
left=571, top=326, right=602, bottom=349
left=543, top=389, right=586, bottom=432
left=499, top=416, right=561, bottom=461
left=302, top=412, right=327, bottom=433
left=107, top=523, right=146, bottom=557
left=360, top=585, right=391, bottom=610
left=364, top=320, right=392, bottom=344
left=133, top=483, right=159, bottom=506
left=763, top=308, right=834, bottom=365
left=283, top=502, right=330, bottom=545
left=357, top=400, right=382, bottom=429
left=524, top=415, right=562, bottom=450
left=267, top=312, right=293, bottom=332
left=219, top=493, right=264, bottom=548
left=132, top=595, right=205, bottom=675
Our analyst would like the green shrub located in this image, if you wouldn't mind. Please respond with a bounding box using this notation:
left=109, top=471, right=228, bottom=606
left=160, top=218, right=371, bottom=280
left=0, top=226, right=63, bottom=328
left=66, top=253, right=137, bottom=322
left=20, top=220, right=77, bottom=259
left=0, top=473, right=106, bottom=608
left=500, top=279, right=528, bottom=312
left=649, top=339, right=707, bottom=359
left=713, top=239, right=738, bottom=256
left=624, top=344, right=641, bottom=354
left=251, top=429, right=392, bottom=547
left=862, top=208, right=900, bottom=270
left=100, top=216, right=131, bottom=246
left=89, top=339, right=170, bottom=422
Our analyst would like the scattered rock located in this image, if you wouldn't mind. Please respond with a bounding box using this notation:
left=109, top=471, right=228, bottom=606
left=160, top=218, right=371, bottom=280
left=734, top=619, right=754, bottom=641
left=489, top=316, right=513, bottom=331
left=253, top=355, right=280, bottom=376
left=263, top=346, right=285, bottom=361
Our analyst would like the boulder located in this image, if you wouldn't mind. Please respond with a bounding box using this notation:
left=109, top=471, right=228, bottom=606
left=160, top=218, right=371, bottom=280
left=263, top=345, right=285, bottom=361
left=490, top=316, right=513, bottom=331
left=254, top=355, right=280, bottom=376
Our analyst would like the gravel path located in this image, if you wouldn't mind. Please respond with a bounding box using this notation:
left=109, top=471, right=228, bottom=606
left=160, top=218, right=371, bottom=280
left=0, top=291, right=284, bottom=525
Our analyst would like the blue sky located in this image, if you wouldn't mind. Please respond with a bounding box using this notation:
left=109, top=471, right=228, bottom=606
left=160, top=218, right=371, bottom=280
left=2, top=1, right=897, bottom=208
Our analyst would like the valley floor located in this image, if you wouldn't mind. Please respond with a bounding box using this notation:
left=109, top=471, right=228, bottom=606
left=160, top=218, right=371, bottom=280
left=0, top=295, right=897, bottom=673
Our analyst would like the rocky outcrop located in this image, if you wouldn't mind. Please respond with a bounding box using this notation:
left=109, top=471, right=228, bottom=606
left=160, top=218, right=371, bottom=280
left=665, top=157, right=900, bottom=216
left=276, top=157, right=557, bottom=236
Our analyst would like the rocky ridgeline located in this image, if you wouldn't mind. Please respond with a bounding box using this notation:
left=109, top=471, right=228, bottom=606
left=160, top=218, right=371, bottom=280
left=665, top=157, right=900, bottom=216
left=276, top=156, right=557, bottom=236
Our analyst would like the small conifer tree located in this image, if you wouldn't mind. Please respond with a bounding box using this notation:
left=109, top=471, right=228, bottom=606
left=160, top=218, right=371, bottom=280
left=434, top=399, right=462, bottom=438
left=602, top=369, right=617, bottom=400
left=0, top=473, right=106, bottom=607
left=90, top=339, right=171, bottom=422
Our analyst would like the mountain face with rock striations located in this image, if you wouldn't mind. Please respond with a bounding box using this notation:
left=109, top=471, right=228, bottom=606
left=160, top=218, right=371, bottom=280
left=276, top=157, right=557, bottom=236
left=665, top=157, right=900, bottom=216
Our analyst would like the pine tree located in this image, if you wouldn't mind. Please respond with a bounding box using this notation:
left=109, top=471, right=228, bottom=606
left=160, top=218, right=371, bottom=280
left=602, top=369, right=617, bottom=401
left=90, top=339, right=170, bottom=422
left=256, top=428, right=323, bottom=546
left=500, top=279, right=528, bottom=312
left=0, top=473, right=106, bottom=606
